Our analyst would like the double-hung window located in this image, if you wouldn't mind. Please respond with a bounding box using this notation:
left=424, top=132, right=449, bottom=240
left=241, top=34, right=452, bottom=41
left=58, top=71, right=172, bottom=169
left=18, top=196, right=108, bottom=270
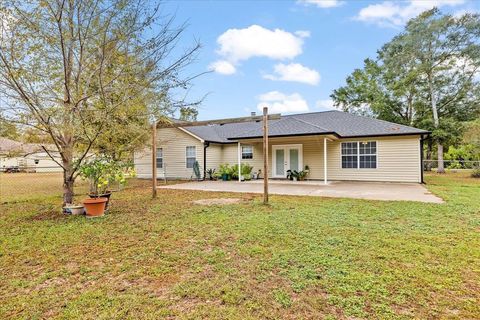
left=186, top=146, right=196, bottom=168
left=341, top=142, right=358, bottom=168
left=359, top=141, right=377, bottom=168
left=156, top=148, right=163, bottom=169
left=241, top=145, right=253, bottom=159
left=341, top=141, right=377, bottom=169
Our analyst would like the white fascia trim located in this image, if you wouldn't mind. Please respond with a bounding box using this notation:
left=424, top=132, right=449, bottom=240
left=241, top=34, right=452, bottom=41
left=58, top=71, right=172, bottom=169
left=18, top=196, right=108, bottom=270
left=177, top=127, right=204, bottom=143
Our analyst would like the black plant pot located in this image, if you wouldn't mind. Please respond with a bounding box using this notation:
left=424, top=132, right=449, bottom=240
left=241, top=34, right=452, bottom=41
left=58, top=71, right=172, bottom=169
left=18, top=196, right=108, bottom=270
left=89, top=191, right=112, bottom=211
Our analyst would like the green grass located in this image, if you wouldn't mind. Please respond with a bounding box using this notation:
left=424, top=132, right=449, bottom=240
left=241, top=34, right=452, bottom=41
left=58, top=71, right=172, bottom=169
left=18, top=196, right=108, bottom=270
left=0, top=172, right=479, bottom=319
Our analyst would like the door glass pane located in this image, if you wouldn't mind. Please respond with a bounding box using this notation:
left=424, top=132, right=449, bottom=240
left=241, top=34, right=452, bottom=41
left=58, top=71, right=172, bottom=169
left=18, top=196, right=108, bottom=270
left=275, top=149, right=284, bottom=176
left=289, top=148, right=299, bottom=171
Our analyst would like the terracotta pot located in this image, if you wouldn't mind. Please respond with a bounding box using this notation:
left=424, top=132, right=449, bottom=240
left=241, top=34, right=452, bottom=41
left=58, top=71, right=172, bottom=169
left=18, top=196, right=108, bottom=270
left=89, top=192, right=112, bottom=211
left=83, top=197, right=108, bottom=217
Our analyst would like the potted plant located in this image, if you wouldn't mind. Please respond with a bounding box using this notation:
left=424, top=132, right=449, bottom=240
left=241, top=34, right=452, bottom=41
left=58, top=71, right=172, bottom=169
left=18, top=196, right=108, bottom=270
left=79, top=158, right=133, bottom=217
left=241, top=163, right=253, bottom=181
left=218, top=164, right=232, bottom=181
left=206, top=168, right=216, bottom=180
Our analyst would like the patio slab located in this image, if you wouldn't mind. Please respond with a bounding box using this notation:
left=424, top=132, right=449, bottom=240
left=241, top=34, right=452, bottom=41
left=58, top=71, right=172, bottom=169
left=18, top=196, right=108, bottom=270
left=159, top=180, right=443, bottom=203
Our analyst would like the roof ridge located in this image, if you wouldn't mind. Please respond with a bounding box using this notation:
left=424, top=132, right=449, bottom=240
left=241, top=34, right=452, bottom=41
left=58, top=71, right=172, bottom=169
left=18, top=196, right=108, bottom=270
left=283, top=110, right=340, bottom=117
left=290, top=115, right=330, bottom=132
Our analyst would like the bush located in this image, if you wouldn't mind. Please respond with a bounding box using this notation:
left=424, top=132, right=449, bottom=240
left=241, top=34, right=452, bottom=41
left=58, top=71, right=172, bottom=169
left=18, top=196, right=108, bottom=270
left=472, top=168, right=480, bottom=178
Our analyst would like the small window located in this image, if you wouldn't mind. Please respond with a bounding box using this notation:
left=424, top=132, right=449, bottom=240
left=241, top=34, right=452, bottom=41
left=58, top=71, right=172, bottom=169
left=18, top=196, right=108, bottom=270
left=186, top=146, right=196, bottom=168
left=156, top=148, right=163, bottom=169
left=341, top=141, right=377, bottom=169
left=241, top=145, right=253, bottom=159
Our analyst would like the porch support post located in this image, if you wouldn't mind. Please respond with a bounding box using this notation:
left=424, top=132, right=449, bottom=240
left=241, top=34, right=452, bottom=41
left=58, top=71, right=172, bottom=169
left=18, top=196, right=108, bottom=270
left=237, top=142, right=241, bottom=182
left=324, top=137, right=327, bottom=185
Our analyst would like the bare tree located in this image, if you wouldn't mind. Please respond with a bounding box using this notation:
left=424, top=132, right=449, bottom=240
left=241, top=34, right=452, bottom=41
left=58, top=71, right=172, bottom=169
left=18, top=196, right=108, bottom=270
left=0, top=0, right=201, bottom=204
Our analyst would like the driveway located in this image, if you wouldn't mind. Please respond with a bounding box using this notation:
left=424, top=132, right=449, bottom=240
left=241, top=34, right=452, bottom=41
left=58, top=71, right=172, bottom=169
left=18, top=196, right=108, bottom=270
left=159, top=180, right=443, bottom=203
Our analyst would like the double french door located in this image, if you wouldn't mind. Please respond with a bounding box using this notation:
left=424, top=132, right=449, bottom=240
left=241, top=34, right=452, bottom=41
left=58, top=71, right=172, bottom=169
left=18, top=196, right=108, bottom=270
left=272, top=144, right=303, bottom=178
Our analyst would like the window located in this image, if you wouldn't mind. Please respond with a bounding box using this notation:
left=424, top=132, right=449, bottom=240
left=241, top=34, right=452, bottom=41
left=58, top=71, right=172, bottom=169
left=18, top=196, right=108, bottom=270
left=341, top=141, right=377, bottom=169
left=359, top=141, right=377, bottom=168
left=186, top=146, right=196, bottom=168
left=341, top=142, right=358, bottom=169
left=156, top=148, right=163, bottom=169
left=241, top=145, right=253, bottom=159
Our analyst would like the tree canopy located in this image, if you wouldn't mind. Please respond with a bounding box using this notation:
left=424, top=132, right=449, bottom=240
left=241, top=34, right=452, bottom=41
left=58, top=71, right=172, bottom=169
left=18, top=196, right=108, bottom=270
left=332, top=9, right=480, bottom=172
left=0, top=0, right=201, bottom=204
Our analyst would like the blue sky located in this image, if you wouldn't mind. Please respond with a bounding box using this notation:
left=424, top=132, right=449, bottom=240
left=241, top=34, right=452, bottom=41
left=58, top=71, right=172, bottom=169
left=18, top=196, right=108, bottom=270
left=162, top=0, right=479, bottom=120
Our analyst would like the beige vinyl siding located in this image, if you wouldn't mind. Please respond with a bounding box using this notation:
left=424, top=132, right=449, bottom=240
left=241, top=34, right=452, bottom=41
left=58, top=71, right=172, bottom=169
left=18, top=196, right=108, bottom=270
left=233, top=135, right=421, bottom=183
left=327, top=136, right=421, bottom=183
left=205, top=144, right=222, bottom=171
left=134, top=127, right=421, bottom=183
left=133, top=127, right=204, bottom=179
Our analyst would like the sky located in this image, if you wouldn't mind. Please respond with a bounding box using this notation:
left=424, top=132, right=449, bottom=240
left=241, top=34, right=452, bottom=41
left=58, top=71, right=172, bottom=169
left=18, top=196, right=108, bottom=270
left=161, top=0, right=480, bottom=120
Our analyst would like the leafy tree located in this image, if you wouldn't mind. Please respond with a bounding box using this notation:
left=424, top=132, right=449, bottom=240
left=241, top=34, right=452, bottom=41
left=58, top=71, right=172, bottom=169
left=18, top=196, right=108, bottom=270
left=179, top=106, right=198, bottom=121
left=463, top=119, right=480, bottom=150
left=0, top=116, right=19, bottom=140
left=0, top=0, right=200, bottom=205
left=332, top=9, right=480, bottom=173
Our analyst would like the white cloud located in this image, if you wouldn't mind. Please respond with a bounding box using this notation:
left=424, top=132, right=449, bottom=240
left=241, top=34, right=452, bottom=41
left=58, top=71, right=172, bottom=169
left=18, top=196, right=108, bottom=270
left=298, top=0, right=344, bottom=8
left=216, top=25, right=305, bottom=63
left=209, top=60, right=236, bottom=75
left=264, top=63, right=320, bottom=85
left=257, top=91, right=309, bottom=113
left=316, top=99, right=336, bottom=110
left=356, top=0, right=466, bottom=27
left=209, top=25, right=309, bottom=74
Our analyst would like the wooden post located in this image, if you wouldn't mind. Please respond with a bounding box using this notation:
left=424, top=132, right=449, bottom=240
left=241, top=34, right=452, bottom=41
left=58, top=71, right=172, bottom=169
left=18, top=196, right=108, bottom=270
left=152, top=122, right=157, bottom=198
left=263, top=107, right=269, bottom=204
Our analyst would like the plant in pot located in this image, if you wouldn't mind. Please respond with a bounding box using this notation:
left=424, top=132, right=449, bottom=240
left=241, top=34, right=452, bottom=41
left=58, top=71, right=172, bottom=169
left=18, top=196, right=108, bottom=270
left=219, top=164, right=232, bottom=181
left=206, top=168, right=216, bottom=180
left=241, top=163, right=253, bottom=181
left=79, top=158, right=132, bottom=217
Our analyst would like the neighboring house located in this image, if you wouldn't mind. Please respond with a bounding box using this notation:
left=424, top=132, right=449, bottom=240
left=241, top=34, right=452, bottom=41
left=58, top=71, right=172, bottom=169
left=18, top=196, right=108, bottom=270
left=134, top=110, right=429, bottom=183
left=0, top=137, right=63, bottom=173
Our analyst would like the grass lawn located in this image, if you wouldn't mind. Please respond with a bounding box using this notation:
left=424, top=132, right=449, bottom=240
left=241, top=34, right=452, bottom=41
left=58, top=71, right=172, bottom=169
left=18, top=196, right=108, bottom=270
left=0, top=172, right=479, bottom=319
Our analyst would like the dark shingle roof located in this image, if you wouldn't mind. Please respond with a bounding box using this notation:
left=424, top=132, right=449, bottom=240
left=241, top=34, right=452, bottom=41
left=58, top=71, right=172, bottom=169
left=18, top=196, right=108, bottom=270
left=182, top=111, right=428, bottom=143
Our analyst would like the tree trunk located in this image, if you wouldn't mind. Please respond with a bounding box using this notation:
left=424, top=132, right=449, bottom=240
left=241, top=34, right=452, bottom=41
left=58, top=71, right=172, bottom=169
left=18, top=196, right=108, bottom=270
left=437, top=143, right=445, bottom=173
left=61, top=145, right=75, bottom=205
left=426, top=140, right=433, bottom=171
left=427, top=73, right=444, bottom=173
left=63, top=172, right=74, bottom=205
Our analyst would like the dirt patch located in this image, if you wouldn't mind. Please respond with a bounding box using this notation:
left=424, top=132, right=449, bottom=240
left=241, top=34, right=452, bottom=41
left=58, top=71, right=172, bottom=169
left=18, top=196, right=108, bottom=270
left=192, top=198, right=244, bottom=206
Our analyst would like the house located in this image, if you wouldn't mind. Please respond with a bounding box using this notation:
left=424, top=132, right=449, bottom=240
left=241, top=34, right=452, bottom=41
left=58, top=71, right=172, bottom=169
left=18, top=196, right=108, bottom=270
left=133, top=110, right=429, bottom=183
left=0, top=137, right=63, bottom=173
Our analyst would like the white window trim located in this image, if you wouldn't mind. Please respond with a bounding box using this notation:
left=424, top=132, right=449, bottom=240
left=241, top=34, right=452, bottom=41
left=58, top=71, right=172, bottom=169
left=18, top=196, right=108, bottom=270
left=340, top=141, right=378, bottom=170
left=185, top=146, right=196, bottom=168
left=241, top=145, right=253, bottom=160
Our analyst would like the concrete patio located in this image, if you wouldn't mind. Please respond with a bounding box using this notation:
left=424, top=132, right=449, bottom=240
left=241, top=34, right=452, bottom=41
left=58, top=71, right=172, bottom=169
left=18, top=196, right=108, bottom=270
left=159, top=180, right=443, bottom=203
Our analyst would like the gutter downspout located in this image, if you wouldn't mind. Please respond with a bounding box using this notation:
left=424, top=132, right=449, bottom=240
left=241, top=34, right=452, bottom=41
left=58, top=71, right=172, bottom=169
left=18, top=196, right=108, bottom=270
left=203, top=141, right=210, bottom=180
left=420, top=134, right=429, bottom=184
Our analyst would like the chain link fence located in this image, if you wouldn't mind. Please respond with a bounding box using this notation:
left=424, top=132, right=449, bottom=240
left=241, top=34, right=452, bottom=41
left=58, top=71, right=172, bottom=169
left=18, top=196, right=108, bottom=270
left=423, top=160, right=480, bottom=171
left=0, top=164, right=143, bottom=204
